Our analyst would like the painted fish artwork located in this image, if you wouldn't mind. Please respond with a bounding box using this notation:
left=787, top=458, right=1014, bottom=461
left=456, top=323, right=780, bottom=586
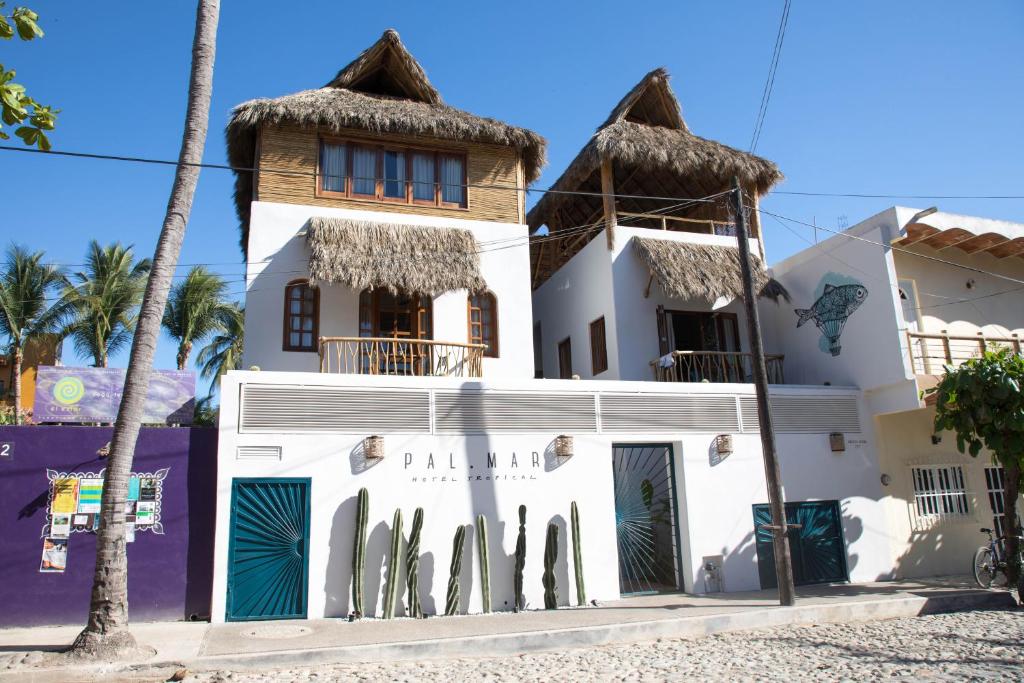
left=795, top=283, right=868, bottom=356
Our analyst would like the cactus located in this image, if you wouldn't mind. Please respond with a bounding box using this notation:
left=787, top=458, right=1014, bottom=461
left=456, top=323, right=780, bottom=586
left=444, top=525, right=467, bottom=616
left=406, top=507, right=424, bottom=619
left=513, top=505, right=526, bottom=612
left=543, top=523, right=558, bottom=609
left=571, top=501, right=586, bottom=606
left=382, top=508, right=403, bottom=619
left=477, top=513, right=491, bottom=613
left=351, top=487, right=368, bottom=617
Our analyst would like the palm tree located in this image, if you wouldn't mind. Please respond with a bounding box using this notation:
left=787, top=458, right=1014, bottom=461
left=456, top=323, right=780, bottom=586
left=63, top=241, right=151, bottom=367
left=71, top=0, right=220, bottom=658
left=162, top=265, right=229, bottom=370
left=0, top=245, right=70, bottom=424
left=196, top=303, right=243, bottom=396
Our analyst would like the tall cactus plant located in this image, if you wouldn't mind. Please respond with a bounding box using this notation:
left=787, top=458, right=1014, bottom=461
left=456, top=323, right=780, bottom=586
left=406, top=507, right=424, bottom=619
left=351, top=487, right=368, bottom=617
left=543, top=523, right=558, bottom=609
left=477, top=514, right=491, bottom=613
left=444, top=525, right=467, bottom=616
left=382, top=508, right=403, bottom=619
left=571, top=501, right=586, bottom=606
left=513, top=505, right=526, bottom=612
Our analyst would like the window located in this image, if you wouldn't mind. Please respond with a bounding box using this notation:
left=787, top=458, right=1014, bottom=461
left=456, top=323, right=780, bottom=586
left=283, top=280, right=319, bottom=352
left=985, top=466, right=1006, bottom=537
left=590, top=316, right=608, bottom=375
left=911, top=465, right=970, bottom=521
left=319, top=139, right=467, bottom=208
left=558, top=337, right=573, bottom=379
left=533, top=322, right=543, bottom=379
left=468, top=292, right=498, bottom=357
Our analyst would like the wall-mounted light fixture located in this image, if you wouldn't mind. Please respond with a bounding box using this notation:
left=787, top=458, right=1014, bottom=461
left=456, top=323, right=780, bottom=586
left=364, top=435, right=384, bottom=459
left=555, top=435, right=574, bottom=458
left=931, top=434, right=942, bottom=445
left=715, top=434, right=733, bottom=455
left=829, top=432, right=846, bottom=452
left=880, top=473, right=892, bottom=487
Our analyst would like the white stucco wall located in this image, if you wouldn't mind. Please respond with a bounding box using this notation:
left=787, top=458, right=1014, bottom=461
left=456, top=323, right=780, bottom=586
left=531, top=231, right=617, bottom=379
left=211, top=372, right=893, bottom=622
left=243, top=201, right=536, bottom=378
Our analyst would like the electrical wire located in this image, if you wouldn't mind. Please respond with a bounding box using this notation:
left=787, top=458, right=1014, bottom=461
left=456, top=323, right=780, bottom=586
left=750, top=0, right=791, bottom=153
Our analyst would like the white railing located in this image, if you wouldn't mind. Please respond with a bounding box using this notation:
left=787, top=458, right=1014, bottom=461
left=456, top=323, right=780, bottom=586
left=319, top=337, right=486, bottom=378
left=618, top=211, right=735, bottom=236
left=907, top=331, right=1021, bottom=375
left=651, top=351, right=785, bottom=384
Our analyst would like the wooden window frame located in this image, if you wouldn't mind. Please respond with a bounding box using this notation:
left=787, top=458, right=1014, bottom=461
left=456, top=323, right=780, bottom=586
left=589, top=316, right=608, bottom=375
left=316, top=136, right=468, bottom=210
left=282, top=279, right=320, bottom=352
left=665, top=309, right=741, bottom=352
left=467, top=291, right=499, bottom=358
left=557, top=337, right=573, bottom=379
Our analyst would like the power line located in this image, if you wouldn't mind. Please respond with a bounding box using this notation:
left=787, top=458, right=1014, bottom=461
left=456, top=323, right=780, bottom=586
left=750, top=0, right=792, bottom=153
left=769, top=190, right=1024, bottom=200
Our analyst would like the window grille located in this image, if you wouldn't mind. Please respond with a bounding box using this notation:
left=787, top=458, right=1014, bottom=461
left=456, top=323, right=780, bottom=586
left=984, top=466, right=1006, bottom=537
left=911, top=465, right=970, bottom=523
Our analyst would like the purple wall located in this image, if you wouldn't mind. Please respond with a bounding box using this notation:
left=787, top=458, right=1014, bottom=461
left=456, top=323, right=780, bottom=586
left=0, top=426, right=217, bottom=627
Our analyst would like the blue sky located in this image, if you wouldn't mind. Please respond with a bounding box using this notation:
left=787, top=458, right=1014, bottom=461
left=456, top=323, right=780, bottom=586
left=4, top=1, right=1023, bottom=384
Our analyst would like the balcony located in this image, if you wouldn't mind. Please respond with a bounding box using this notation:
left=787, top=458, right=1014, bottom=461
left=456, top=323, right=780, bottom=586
left=651, top=351, right=785, bottom=384
left=319, top=337, right=486, bottom=378
left=907, top=330, right=1022, bottom=375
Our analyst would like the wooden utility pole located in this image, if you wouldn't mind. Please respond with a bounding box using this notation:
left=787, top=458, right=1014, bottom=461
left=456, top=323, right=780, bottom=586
left=731, top=177, right=796, bottom=607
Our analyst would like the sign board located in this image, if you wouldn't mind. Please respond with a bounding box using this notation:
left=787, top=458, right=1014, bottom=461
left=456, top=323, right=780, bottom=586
left=34, top=367, right=195, bottom=424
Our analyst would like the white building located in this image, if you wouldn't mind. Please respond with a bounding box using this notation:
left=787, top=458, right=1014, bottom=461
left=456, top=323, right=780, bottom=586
left=768, top=207, right=1024, bottom=579
left=214, top=36, right=901, bottom=623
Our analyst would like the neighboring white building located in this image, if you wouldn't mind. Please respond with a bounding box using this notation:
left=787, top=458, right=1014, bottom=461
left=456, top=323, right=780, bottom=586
left=768, top=207, right=1024, bottom=578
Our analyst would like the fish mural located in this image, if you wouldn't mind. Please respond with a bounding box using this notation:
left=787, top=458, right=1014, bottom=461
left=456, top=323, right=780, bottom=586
left=795, top=283, right=868, bottom=356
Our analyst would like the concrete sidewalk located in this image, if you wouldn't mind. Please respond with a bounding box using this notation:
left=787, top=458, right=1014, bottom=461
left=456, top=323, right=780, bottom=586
left=0, top=577, right=1016, bottom=680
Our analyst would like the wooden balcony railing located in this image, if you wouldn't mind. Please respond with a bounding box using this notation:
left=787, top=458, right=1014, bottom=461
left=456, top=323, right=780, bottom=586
left=907, top=330, right=1022, bottom=375
left=319, top=337, right=486, bottom=377
left=651, top=351, right=785, bottom=384
left=618, top=211, right=736, bottom=236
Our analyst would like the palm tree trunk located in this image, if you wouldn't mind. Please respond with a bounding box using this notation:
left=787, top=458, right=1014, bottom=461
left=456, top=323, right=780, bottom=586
left=69, top=0, right=220, bottom=659
left=1003, top=460, right=1021, bottom=587
left=11, top=345, right=22, bottom=426
left=177, top=341, right=192, bottom=371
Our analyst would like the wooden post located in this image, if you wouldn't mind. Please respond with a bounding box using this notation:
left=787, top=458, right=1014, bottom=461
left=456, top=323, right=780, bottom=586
left=941, top=330, right=952, bottom=365
left=600, top=158, right=616, bottom=250
left=1012, top=334, right=1020, bottom=355
left=732, top=177, right=796, bottom=607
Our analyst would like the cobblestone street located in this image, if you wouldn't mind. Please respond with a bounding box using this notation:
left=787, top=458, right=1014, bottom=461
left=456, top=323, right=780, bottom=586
left=184, top=609, right=1023, bottom=682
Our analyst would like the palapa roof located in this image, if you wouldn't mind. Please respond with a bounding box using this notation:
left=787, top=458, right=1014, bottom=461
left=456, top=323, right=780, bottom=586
left=227, top=29, right=547, bottom=255
left=528, top=69, right=782, bottom=232
left=632, top=238, right=789, bottom=303
left=307, top=216, right=486, bottom=296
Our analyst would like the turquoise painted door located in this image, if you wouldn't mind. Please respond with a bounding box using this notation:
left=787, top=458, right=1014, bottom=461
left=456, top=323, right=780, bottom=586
left=226, top=478, right=311, bottom=621
left=753, top=500, right=847, bottom=589
left=612, top=444, right=682, bottom=595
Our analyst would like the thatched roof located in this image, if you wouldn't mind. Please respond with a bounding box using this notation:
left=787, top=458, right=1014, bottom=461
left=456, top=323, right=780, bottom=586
left=632, top=237, right=789, bottom=303
left=306, top=216, right=486, bottom=296
left=227, top=29, right=546, bottom=255
left=527, top=69, right=782, bottom=232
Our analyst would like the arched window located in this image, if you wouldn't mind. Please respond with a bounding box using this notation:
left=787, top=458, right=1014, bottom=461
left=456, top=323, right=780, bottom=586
left=283, top=280, right=319, bottom=351
left=468, top=291, right=498, bottom=357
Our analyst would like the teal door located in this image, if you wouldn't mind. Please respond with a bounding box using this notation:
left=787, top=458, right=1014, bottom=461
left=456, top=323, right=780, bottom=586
left=612, top=444, right=683, bottom=595
left=226, top=478, right=311, bottom=621
left=753, top=500, right=847, bottom=589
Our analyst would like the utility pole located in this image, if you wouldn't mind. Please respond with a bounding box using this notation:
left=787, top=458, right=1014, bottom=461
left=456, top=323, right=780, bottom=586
left=732, top=176, right=796, bottom=606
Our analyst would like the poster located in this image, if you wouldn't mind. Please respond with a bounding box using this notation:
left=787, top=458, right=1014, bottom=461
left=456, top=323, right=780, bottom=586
left=127, top=476, right=140, bottom=502
left=135, top=502, right=155, bottom=526
left=39, top=538, right=68, bottom=573
left=126, top=523, right=136, bottom=544
left=50, top=514, right=72, bottom=539
left=77, top=478, right=103, bottom=513
left=34, top=366, right=195, bottom=425
left=52, top=478, right=80, bottom=514
left=139, top=478, right=157, bottom=502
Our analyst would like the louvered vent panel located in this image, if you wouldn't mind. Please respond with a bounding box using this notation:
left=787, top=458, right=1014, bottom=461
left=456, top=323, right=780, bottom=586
left=434, top=392, right=597, bottom=433
left=600, top=394, right=740, bottom=433
left=236, top=445, right=282, bottom=460
left=740, top=395, right=861, bottom=434
left=240, top=385, right=430, bottom=433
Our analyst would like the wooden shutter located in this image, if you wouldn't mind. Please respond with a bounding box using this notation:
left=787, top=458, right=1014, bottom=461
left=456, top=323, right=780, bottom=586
left=656, top=305, right=670, bottom=356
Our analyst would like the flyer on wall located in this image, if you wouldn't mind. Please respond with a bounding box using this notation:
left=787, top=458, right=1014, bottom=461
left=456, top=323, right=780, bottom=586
left=39, top=537, right=68, bottom=573
left=52, top=478, right=80, bottom=514
left=50, top=513, right=72, bottom=539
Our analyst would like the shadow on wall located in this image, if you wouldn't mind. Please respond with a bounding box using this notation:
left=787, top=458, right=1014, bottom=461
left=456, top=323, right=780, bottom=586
left=324, top=494, right=359, bottom=618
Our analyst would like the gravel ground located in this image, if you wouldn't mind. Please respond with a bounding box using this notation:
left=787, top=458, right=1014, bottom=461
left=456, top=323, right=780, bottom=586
left=181, top=609, right=1024, bottom=682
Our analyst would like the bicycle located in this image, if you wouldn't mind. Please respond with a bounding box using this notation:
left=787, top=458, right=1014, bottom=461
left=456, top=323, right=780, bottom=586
left=972, top=527, right=1024, bottom=598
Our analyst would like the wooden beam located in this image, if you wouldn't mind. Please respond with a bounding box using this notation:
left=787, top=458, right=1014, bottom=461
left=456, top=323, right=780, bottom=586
left=601, top=158, right=616, bottom=250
